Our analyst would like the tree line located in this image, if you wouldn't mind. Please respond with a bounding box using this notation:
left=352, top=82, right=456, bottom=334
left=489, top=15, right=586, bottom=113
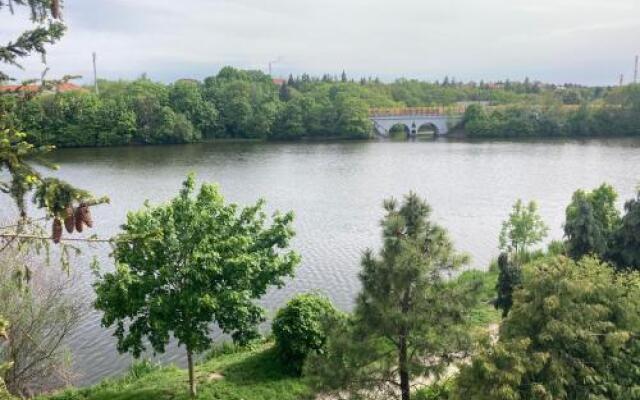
left=4, top=67, right=640, bottom=146
left=462, top=84, right=640, bottom=138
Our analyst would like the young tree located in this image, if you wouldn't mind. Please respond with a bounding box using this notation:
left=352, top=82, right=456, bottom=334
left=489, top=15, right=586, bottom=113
left=306, top=193, right=474, bottom=400
left=0, top=250, right=86, bottom=397
left=455, top=256, right=640, bottom=399
left=499, top=199, right=548, bottom=260
left=564, top=184, right=620, bottom=261
left=494, top=252, right=521, bottom=318
left=94, top=175, right=300, bottom=397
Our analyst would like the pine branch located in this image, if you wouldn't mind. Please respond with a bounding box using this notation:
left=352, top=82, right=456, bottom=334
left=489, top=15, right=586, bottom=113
left=0, top=233, right=113, bottom=243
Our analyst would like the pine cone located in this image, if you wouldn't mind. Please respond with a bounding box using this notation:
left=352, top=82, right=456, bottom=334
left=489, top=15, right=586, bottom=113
left=64, top=206, right=75, bottom=233
left=79, top=203, right=93, bottom=228
left=52, top=218, right=63, bottom=243
left=74, top=206, right=84, bottom=233
left=51, top=0, right=61, bottom=19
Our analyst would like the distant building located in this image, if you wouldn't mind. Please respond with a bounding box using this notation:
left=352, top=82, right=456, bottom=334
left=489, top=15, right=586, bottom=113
left=0, top=82, right=88, bottom=94
left=272, top=78, right=286, bottom=86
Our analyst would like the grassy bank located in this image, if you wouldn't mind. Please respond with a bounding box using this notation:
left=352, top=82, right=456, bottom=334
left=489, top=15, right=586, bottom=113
left=38, top=269, right=498, bottom=400
left=40, top=344, right=313, bottom=400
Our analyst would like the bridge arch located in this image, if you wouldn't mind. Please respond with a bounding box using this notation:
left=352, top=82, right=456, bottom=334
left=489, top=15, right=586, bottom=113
left=417, top=122, right=439, bottom=135
left=389, top=123, right=411, bottom=138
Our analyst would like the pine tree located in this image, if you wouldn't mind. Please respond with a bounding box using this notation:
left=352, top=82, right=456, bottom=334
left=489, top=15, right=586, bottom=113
left=279, top=80, right=291, bottom=101
left=306, top=193, right=475, bottom=400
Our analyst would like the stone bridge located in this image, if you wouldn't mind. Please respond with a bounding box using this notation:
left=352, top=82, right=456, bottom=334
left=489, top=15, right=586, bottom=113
left=370, top=107, right=465, bottom=137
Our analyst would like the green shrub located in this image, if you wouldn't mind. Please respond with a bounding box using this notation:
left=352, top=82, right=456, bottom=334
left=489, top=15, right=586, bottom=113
left=272, top=293, right=338, bottom=374
left=414, top=380, right=453, bottom=400
left=126, top=359, right=160, bottom=381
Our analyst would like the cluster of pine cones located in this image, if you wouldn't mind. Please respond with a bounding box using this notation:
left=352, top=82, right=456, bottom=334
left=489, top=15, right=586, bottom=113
left=52, top=203, right=93, bottom=243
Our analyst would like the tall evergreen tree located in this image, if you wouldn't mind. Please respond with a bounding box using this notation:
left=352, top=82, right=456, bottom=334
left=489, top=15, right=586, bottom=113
left=494, top=252, right=522, bottom=318
left=306, top=193, right=475, bottom=400
left=279, top=80, right=291, bottom=101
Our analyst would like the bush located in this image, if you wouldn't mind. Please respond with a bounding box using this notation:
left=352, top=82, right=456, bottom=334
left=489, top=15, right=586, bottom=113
left=272, top=293, right=338, bottom=374
left=414, top=380, right=453, bottom=400
left=454, top=256, right=640, bottom=399
left=126, top=359, right=160, bottom=381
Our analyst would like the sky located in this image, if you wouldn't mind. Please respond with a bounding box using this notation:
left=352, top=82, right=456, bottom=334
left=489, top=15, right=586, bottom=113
left=2, top=0, right=640, bottom=85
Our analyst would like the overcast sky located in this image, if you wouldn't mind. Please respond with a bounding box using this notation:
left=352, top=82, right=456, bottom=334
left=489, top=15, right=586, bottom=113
left=2, top=0, right=639, bottom=85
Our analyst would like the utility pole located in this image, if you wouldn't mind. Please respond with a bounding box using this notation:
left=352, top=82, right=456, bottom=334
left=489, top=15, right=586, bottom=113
left=268, top=56, right=282, bottom=76
left=92, top=52, right=99, bottom=95
left=619, top=73, right=624, bottom=86
left=634, top=55, right=638, bottom=84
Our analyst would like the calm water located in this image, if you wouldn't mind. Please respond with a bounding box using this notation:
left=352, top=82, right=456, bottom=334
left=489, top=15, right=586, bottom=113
left=4, top=138, right=640, bottom=385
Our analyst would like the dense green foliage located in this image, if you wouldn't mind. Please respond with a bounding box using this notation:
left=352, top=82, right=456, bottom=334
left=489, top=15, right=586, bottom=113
left=564, top=183, right=620, bottom=260
left=305, top=193, right=476, bottom=400
left=93, top=175, right=300, bottom=397
left=272, top=293, right=339, bottom=375
left=1, top=69, right=385, bottom=145
left=5, top=67, right=640, bottom=145
left=463, top=84, right=640, bottom=138
left=607, top=191, right=640, bottom=270
left=562, top=184, right=640, bottom=271
left=455, top=256, right=640, bottom=399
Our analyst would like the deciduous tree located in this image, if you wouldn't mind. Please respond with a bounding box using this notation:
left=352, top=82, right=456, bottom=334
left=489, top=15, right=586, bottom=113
left=94, top=175, right=300, bottom=397
left=499, top=199, right=548, bottom=260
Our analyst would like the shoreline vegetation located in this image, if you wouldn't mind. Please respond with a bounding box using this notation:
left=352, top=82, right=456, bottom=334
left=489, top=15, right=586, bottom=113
left=2, top=67, right=639, bottom=148
left=38, top=268, right=500, bottom=400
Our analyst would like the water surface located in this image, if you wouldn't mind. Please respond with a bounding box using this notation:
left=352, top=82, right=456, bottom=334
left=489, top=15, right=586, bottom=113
left=4, top=138, right=640, bottom=385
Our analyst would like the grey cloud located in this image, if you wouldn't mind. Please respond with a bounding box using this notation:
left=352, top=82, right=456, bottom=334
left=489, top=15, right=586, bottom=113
left=2, top=0, right=639, bottom=85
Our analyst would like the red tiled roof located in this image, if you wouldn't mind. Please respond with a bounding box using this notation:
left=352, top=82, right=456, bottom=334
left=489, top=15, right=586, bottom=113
left=272, top=78, right=286, bottom=86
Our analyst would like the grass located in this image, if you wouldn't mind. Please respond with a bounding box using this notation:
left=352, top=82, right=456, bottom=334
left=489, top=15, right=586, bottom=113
left=455, top=265, right=501, bottom=327
left=40, top=343, right=313, bottom=400
left=39, top=267, right=500, bottom=400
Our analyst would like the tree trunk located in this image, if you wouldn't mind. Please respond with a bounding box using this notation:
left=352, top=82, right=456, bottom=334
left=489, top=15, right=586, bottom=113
left=187, top=348, right=196, bottom=398
left=399, top=335, right=410, bottom=400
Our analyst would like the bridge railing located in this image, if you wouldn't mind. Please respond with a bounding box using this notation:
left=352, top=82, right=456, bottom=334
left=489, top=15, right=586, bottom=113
left=369, top=106, right=467, bottom=117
